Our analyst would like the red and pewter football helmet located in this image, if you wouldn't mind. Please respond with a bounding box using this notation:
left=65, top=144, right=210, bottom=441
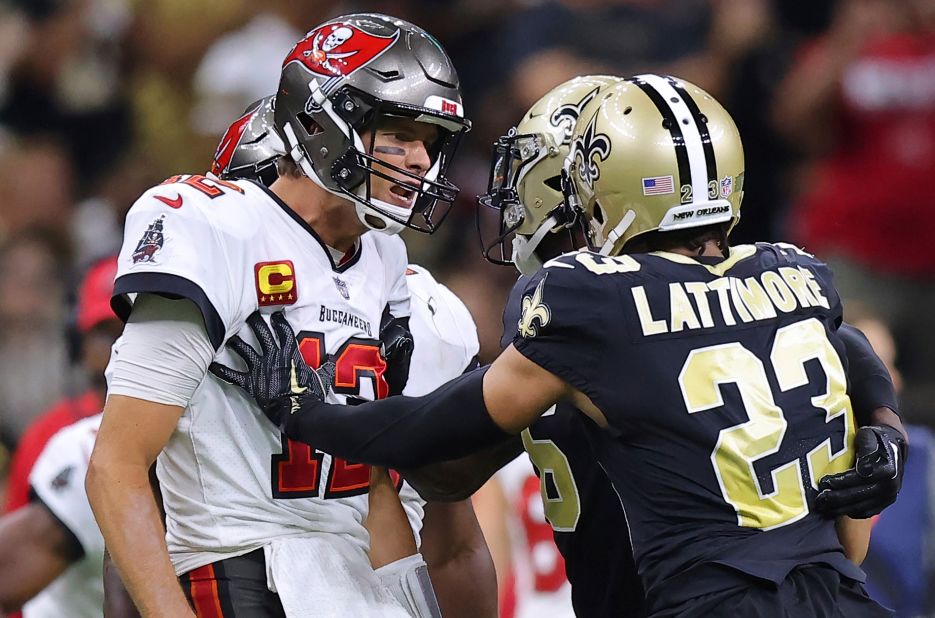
left=275, top=13, right=471, bottom=235
left=211, top=96, right=284, bottom=187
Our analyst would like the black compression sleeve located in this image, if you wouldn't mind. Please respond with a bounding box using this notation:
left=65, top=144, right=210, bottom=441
left=282, top=366, right=512, bottom=469
left=839, top=322, right=899, bottom=424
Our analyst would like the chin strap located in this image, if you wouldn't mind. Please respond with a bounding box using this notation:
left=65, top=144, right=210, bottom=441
left=598, top=209, right=636, bottom=256
left=512, top=214, right=561, bottom=276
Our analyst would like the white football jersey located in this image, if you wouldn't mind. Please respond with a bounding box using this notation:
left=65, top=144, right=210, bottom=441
left=403, top=264, right=480, bottom=397
left=403, top=264, right=479, bottom=397
left=111, top=175, right=414, bottom=574
left=397, top=264, right=480, bottom=539
left=498, top=455, right=574, bottom=618
left=24, top=414, right=104, bottom=618
left=260, top=265, right=479, bottom=616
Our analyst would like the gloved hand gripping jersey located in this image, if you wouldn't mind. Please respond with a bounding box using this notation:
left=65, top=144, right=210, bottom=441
left=210, top=312, right=333, bottom=430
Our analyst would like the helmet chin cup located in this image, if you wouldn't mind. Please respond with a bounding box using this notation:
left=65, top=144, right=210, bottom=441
left=355, top=199, right=406, bottom=235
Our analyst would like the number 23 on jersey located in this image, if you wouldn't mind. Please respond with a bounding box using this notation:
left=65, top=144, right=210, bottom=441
left=679, top=318, right=855, bottom=530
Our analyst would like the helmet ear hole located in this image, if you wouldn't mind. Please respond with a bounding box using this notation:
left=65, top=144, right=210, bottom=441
left=544, top=175, right=563, bottom=192
left=593, top=202, right=605, bottom=224
left=296, top=112, right=322, bottom=136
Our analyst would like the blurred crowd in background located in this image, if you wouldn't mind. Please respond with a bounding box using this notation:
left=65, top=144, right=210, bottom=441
left=0, top=0, right=933, bottom=615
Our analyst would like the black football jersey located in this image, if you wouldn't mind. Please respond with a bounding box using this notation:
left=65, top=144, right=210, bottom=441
left=511, top=243, right=864, bottom=611
left=501, top=279, right=645, bottom=618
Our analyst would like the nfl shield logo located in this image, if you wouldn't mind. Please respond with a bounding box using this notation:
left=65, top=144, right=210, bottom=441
left=720, top=176, right=733, bottom=198
left=333, top=276, right=350, bottom=299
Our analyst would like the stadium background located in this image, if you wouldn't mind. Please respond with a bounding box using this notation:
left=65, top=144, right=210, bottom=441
left=0, top=0, right=932, bottom=616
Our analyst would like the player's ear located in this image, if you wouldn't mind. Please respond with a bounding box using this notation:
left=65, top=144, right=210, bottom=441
left=295, top=111, right=323, bottom=136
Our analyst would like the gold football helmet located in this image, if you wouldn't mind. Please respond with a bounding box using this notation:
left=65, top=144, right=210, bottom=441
left=478, top=75, right=622, bottom=275
left=566, top=74, right=744, bottom=256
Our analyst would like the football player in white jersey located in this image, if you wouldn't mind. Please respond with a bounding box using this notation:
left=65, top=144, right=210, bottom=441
left=0, top=414, right=104, bottom=617
left=86, top=13, right=472, bottom=618
left=365, top=264, right=485, bottom=618
left=210, top=97, right=496, bottom=617
left=100, top=97, right=496, bottom=618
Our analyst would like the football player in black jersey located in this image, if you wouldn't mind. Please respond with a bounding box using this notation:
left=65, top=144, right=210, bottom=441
left=478, top=74, right=646, bottom=617
left=216, top=75, right=905, bottom=617
left=475, top=74, right=902, bottom=616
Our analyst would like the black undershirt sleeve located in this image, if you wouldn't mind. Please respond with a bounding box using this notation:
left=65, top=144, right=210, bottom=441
left=283, top=367, right=512, bottom=469
left=839, top=322, right=899, bottom=425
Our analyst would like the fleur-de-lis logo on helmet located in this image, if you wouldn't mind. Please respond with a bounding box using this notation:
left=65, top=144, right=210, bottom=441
left=549, top=87, right=601, bottom=146
left=572, top=112, right=611, bottom=192
left=518, top=277, right=552, bottom=338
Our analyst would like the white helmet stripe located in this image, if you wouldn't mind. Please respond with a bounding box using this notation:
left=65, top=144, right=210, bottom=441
left=635, top=74, right=710, bottom=203
left=667, top=76, right=718, bottom=185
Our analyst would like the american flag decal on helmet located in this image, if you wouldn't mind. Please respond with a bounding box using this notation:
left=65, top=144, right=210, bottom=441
left=642, top=175, right=675, bottom=196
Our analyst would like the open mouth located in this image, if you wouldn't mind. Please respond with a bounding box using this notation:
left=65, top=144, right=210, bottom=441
left=389, top=184, right=416, bottom=207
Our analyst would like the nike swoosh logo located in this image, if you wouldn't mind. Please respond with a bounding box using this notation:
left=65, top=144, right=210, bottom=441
left=289, top=362, right=309, bottom=416
left=290, top=362, right=308, bottom=396
left=154, top=194, right=183, bottom=209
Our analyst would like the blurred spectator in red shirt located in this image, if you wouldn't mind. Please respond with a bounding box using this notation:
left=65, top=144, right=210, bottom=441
left=4, top=256, right=120, bottom=513
left=774, top=0, right=935, bottom=424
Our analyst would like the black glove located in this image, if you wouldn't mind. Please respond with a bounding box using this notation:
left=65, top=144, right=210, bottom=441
left=379, top=316, right=413, bottom=396
left=815, top=424, right=908, bottom=519
left=209, top=311, right=334, bottom=430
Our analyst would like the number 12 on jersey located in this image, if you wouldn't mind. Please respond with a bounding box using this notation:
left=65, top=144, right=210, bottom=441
left=271, top=331, right=400, bottom=499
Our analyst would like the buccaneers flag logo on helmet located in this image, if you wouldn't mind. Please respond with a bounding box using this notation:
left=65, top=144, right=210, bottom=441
left=283, top=22, right=399, bottom=78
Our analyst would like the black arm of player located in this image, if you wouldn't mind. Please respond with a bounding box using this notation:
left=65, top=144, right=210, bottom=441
left=210, top=311, right=511, bottom=470
left=839, top=323, right=899, bottom=424
left=398, top=354, right=525, bottom=501
left=815, top=323, right=908, bottom=519
left=400, top=436, right=525, bottom=502
left=379, top=312, right=521, bottom=500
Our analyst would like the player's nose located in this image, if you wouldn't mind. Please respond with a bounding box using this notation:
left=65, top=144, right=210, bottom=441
left=406, top=142, right=432, bottom=176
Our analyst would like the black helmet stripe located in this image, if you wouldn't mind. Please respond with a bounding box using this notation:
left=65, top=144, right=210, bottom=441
left=629, top=77, right=692, bottom=194
left=666, top=76, right=717, bottom=188
left=631, top=74, right=711, bottom=203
